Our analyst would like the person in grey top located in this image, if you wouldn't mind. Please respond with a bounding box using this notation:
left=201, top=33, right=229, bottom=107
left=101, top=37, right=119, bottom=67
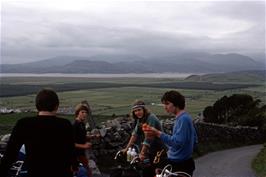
left=122, top=100, right=166, bottom=177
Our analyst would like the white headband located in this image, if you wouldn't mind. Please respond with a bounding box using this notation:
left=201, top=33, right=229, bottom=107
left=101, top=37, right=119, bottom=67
left=132, top=104, right=145, bottom=110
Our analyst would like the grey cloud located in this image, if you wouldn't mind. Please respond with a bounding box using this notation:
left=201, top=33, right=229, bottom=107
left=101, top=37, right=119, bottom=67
left=1, top=1, right=265, bottom=64
left=205, top=1, right=265, bottom=21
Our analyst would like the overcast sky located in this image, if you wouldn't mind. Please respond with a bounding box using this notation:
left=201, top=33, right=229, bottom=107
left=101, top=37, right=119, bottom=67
left=1, top=0, right=265, bottom=64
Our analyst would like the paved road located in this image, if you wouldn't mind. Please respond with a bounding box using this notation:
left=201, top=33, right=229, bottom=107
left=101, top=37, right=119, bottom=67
left=194, top=144, right=263, bottom=177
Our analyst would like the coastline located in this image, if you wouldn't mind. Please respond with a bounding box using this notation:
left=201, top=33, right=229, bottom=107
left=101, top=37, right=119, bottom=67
left=0, top=72, right=203, bottom=78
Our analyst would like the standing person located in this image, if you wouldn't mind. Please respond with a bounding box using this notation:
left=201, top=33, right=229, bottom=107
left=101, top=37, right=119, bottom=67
left=0, top=88, right=77, bottom=177
left=144, top=90, right=198, bottom=176
left=73, top=103, right=92, bottom=177
left=80, top=100, right=96, bottom=130
left=122, top=100, right=166, bottom=177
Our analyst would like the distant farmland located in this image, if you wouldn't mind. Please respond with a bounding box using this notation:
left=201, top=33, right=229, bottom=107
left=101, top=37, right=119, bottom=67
left=0, top=82, right=259, bottom=97
left=0, top=76, right=264, bottom=117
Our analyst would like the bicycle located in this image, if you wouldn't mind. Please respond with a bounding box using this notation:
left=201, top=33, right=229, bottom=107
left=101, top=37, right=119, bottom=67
left=0, top=153, right=27, bottom=177
left=112, top=149, right=192, bottom=177
left=155, top=164, right=191, bottom=177
left=111, top=150, right=144, bottom=177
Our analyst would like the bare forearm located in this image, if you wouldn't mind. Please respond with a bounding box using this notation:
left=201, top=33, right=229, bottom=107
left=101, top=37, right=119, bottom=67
left=75, top=143, right=85, bottom=149
left=140, top=144, right=149, bottom=156
left=125, top=135, right=137, bottom=149
left=75, top=143, right=91, bottom=149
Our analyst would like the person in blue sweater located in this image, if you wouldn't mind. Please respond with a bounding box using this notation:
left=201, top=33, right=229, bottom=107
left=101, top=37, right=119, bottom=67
left=144, top=90, right=198, bottom=176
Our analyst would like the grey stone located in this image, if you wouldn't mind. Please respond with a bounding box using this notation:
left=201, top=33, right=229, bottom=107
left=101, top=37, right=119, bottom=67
left=1, top=134, right=10, bottom=142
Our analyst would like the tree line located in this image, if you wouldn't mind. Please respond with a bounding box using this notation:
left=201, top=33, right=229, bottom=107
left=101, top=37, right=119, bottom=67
left=203, top=94, right=266, bottom=130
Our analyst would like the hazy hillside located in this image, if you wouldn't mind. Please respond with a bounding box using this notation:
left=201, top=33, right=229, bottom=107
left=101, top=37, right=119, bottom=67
left=1, top=53, right=264, bottom=74
left=185, top=70, right=266, bottom=83
left=197, top=53, right=262, bottom=71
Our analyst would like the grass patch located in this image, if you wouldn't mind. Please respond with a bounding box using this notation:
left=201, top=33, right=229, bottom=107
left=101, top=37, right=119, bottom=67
left=1, top=77, right=265, bottom=118
left=1, top=86, right=265, bottom=117
left=252, top=143, right=266, bottom=177
left=0, top=112, right=118, bottom=135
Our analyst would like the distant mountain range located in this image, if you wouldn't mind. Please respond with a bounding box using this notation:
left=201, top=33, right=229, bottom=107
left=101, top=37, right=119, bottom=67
left=1, top=53, right=265, bottom=73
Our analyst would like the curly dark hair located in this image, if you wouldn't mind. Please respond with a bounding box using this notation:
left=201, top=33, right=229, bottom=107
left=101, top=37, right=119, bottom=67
left=161, top=90, right=185, bottom=109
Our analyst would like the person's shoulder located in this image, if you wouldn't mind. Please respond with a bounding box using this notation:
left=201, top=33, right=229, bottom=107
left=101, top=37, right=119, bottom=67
left=72, top=119, right=82, bottom=126
left=56, top=116, right=71, bottom=122
left=148, top=113, right=157, bottom=119
left=13, top=117, right=36, bottom=129
left=17, top=116, right=36, bottom=124
left=55, top=117, right=72, bottom=126
left=180, top=112, right=193, bottom=122
left=147, top=113, right=159, bottom=122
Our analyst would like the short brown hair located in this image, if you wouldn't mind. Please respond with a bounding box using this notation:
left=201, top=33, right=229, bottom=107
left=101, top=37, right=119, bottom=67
left=75, top=103, right=89, bottom=117
left=35, top=88, right=59, bottom=112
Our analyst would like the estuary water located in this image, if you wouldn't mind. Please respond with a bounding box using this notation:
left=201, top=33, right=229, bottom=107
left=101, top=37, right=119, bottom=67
left=0, top=73, right=200, bottom=78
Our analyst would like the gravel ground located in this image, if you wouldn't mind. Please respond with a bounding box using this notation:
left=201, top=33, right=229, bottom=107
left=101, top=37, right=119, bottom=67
left=193, top=144, right=263, bottom=177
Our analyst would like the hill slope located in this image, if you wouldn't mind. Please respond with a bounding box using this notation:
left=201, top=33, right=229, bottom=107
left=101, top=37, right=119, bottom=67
left=1, top=53, right=264, bottom=74
left=185, top=70, right=266, bottom=83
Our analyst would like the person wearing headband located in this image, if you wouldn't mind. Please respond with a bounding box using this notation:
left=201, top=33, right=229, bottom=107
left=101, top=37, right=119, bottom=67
left=122, top=100, right=166, bottom=177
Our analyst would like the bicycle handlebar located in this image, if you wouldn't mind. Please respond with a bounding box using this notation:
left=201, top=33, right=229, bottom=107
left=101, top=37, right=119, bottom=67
left=157, top=164, right=191, bottom=177
left=114, top=150, right=123, bottom=160
left=130, top=156, right=140, bottom=165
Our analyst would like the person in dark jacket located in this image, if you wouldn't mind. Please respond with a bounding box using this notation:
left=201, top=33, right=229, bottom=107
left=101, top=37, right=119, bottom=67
left=0, top=88, right=77, bottom=177
left=73, top=103, right=92, bottom=177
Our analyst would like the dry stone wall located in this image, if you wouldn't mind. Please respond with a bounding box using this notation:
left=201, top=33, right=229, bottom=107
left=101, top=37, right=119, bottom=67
left=88, top=117, right=266, bottom=158
left=1, top=116, right=265, bottom=159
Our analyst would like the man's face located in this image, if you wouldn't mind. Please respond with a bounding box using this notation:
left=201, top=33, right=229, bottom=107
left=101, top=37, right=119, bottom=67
left=133, top=108, right=144, bottom=119
left=163, top=101, right=177, bottom=115
left=77, top=110, right=88, bottom=121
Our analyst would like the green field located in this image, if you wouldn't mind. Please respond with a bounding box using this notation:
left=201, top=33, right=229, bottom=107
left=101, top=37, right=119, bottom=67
left=0, top=112, right=115, bottom=135
left=0, top=76, right=265, bottom=135
left=1, top=86, right=265, bottom=116
left=1, top=77, right=265, bottom=116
